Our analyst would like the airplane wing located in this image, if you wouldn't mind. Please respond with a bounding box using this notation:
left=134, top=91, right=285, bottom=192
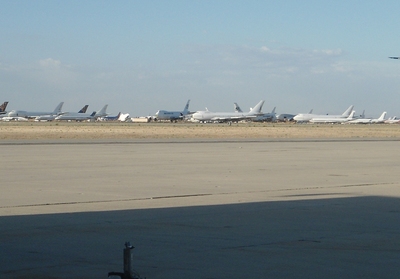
left=210, top=115, right=257, bottom=122
left=210, top=116, right=242, bottom=122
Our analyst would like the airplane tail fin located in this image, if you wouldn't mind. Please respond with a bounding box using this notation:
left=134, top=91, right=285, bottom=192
left=90, top=111, right=96, bottom=117
left=95, top=105, right=108, bottom=117
left=0, top=101, right=9, bottom=112
left=347, top=111, right=356, bottom=120
left=79, top=105, right=89, bottom=113
left=342, top=105, right=354, bottom=117
left=249, top=100, right=265, bottom=114
left=378, top=111, right=387, bottom=121
left=182, top=100, right=190, bottom=115
left=53, top=102, right=64, bottom=114
left=308, top=109, right=313, bottom=114
left=271, top=107, right=276, bottom=114
left=234, top=103, right=243, bottom=113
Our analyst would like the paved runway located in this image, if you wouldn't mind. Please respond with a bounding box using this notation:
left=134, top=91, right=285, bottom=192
left=1, top=139, right=400, bottom=278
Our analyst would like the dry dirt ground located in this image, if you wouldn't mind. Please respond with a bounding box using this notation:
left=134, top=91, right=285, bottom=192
left=1, top=121, right=400, bottom=140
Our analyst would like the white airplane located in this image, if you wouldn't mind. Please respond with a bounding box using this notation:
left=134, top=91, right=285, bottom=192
left=309, top=111, right=356, bottom=124
left=346, top=112, right=386, bottom=124
left=55, top=105, right=108, bottom=121
left=6, top=102, right=64, bottom=119
left=347, top=117, right=372, bottom=124
left=371, top=112, right=387, bottom=124
left=293, top=105, right=354, bottom=123
left=384, top=116, right=400, bottom=124
left=154, top=100, right=191, bottom=122
left=191, top=100, right=265, bottom=123
left=0, top=102, right=9, bottom=115
left=35, top=105, right=89, bottom=121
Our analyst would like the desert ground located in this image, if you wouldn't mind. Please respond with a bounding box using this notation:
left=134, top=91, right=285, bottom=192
left=1, top=121, right=400, bottom=140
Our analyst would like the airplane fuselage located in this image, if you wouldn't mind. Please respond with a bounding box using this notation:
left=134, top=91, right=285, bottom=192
left=155, top=110, right=183, bottom=121
left=7, top=110, right=57, bottom=118
left=191, top=111, right=250, bottom=122
left=294, top=114, right=346, bottom=122
left=55, top=113, right=94, bottom=121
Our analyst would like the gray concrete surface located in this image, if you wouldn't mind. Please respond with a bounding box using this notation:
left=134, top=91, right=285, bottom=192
left=1, top=139, right=400, bottom=278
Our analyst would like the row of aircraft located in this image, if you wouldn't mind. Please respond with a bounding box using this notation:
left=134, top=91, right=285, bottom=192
left=154, top=99, right=278, bottom=123
left=0, top=100, right=397, bottom=124
left=153, top=101, right=395, bottom=124
left=293, top=105, right=389, bottom=124
left=0, top=102, right=118, bottom=122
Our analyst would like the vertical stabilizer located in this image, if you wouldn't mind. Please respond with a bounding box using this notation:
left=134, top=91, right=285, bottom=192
left=182, top=100, right=190, bottom=115
left=249, top=100, right=265, bottom=114
left=52, top=102, right=64, bottom=114
left=0, top=101, right=9, bottom=113
left=95, top=105, right=108, bottom=117
left=347, top=111, right=356, bottom=120
left=341, top=105, right=354, bottom=117
left=378, top=111, right=387, bottom=121
left=79, top=105, right=89, bottom=113
left=234, top=103, right=243, bottom=113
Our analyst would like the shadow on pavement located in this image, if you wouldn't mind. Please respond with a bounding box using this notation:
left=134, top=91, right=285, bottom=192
left=1, top=196, right=400, bottom=279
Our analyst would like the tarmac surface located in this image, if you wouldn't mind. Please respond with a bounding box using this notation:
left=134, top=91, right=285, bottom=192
left=1, top=139, right=400, bottom=278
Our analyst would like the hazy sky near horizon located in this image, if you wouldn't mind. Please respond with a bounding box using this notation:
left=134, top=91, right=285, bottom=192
left=2, top=0, right=400, bottom=117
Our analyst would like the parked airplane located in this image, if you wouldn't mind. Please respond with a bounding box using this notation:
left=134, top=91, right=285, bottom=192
left=35, top=105, right=89, bottom=121
left=0, top=102, right=9, bottom=114
left=154, top=100, right=191, bottom=122
left=371, top=112, right=387, bottom=124
left=191, top=100, right=265, bottom=123
left=99, top=112, right=121, bottom=121
left=309, top=111, right=356, bottom=124
left=293, top=105, right=354, bottom=123
left=6, top=102, right=64, bottom=119
left=346, top=111, right=386, bottom=124
left=55, top=105, right=108, bottom=121
left=347, top=117, right=371, bottom=124
left=384, top=116, right=400, bottom=124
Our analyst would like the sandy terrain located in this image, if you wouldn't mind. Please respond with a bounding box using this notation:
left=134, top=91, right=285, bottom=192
left=1, top=121, right=400, bottom=140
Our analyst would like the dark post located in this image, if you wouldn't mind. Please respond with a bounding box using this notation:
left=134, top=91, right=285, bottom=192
left=108, top=242, right=143, bottom=279
left=123, top=242, right=135, bottom=278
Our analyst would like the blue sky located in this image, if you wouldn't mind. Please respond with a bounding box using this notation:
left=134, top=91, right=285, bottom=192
left=2, top=0, right=400, bottom=117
